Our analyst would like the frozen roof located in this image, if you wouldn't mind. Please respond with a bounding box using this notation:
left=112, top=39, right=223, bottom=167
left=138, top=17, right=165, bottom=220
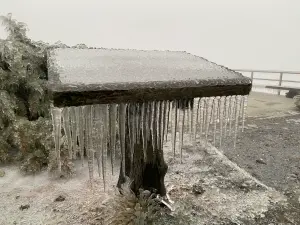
left=47, top=48, right=252, bottom=107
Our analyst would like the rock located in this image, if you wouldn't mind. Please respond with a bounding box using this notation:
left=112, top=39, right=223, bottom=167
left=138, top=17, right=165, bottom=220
left=0, top=169, right=5, bottom=177
left=16, top=195, right=20, bottom=199
left=54, top=195, right=66, bottom=202
left=287, top=173, right=298, bottom=181
left=294, top=95, right=300, bottom=109
left=256, top=158, right=267, bottom=165
left=19, top=204, right=30, bottom=210
left=140, top=190, right=152, bottom=198
left=192, top=184, right=205, bottom=195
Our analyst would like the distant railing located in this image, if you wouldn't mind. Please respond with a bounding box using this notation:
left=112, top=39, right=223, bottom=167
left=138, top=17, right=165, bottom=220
left=234, top=69, right=300, bottom=95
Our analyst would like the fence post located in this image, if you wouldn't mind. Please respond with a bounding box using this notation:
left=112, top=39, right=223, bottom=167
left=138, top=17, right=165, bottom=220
left=251, top=72, right=254, bottom=82
left=278, top=72, right=283, bottom=95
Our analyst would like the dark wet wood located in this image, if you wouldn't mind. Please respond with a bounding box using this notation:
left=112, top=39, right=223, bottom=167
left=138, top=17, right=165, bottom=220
left=50, top=83, right=252, bottom=107
left=117, top=103, right=168, bottom=196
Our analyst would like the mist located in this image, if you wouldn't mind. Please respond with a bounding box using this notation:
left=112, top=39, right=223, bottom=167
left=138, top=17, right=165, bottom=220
left=1, top=0, right=299, bottom=70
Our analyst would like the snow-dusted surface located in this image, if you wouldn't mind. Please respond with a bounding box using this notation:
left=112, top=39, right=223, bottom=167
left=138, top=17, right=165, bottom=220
left=0, top=137, right=286, bottom=225
left=1, top=92, right=299, bottom=224
left=47, top=48, right=250, bottom=90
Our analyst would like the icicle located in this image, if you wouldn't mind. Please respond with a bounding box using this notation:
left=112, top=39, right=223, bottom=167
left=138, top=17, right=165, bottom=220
left=93, top=105, right=102, bottom=178
left=239, top=96, right=244, bottom=119
left=62, top=107, right=72, bottom=159
left=51, top=107, right=62, bottom=174
left=74, top=107, right=83, bottom=162
left=156, top=101, right=162, bottom=150
left=70, top=107, right=78, bottom=159
left=205, top=98, right=213, bottom=147
left=141, top=102, right=147, bottom=160
left=101, top=104, right=108, bottom=191
left=242, top=95, right=248, bottom=132
left=78, top=106, right=85, bottom=166
left=199, top=98, right=204, bottom=142
left=193, top=98, right=200, bottom=147
left=171, top=100, right=178, bottom=158
left=229, top=96, right=236, bottom=136
left=161, top=101, right=167, bottom=149
left=219, top=97, right=225, bottom=148
left=145, top=102, right=151, bottom=152
left=202, top=98, right=207, bottom=143
left=131, top=104, right=136, bottom=152
left=189, top=99, right=193, bottom=142
left=179, top=100, right=186, bottom=163
left=109, top=104, right=117, bottom=175
left=224, top=96, right=229, bottom=137
left=233, top=96, right=241, bottom=148
left=85, top=105, right=94, bottom=182
left=127, top=104, right=132, bottom=156
left=146, top=102, right=151, bottom=144
left=151, top=101, right=157, bottom=153
left=165, top=101, right=171, bottom=142
left=136, top=104, right=140, bottom=144
left=119, top=103, right=127, bottom=178
left=213, top=97, right=218, bottom=146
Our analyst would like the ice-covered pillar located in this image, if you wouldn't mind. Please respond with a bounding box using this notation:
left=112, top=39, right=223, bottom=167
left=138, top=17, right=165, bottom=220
left=47, top=48, right=252, bottom=196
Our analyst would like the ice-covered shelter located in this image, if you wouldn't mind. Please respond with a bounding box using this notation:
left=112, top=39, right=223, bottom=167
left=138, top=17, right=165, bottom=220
left=47, top=48, right=252, bottom=196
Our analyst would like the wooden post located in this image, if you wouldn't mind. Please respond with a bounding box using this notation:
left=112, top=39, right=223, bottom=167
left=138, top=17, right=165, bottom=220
left=117, top=103, right=168, bottom=196
left=278, top=72, right=283, bottom=95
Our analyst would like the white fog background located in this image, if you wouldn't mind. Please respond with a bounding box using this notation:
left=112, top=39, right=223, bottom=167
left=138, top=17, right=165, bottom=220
left=1, top=0, right=300, bottom=90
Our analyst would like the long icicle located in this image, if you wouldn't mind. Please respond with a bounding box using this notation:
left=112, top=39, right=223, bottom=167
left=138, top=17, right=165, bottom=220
left=202, top=98, right=207, bottom=143
left=102, top=104, right=108, bottom=191
left=156, top=101, right=162, bottom=150
left=51, top=107, right=62, bottom=174
left=219, top=97, right=224, bottom=148
left=205, top=98, right=213, bottom=148
left=141, top=102, right=147, bottom=161
left=189, top=99, right=193, bottom=142
left=171, top=100, right=178, bottom=158
left=70, top=107, right=78, bottom=160
left=74, top=107, right=83, bottom=162
left=224, top=96, right=229, bottom=137
left=136, top=104, right=140, bottom=144
left=213, top=97, right=218, bottom=146
left=193, top=98, right=201, bottom=147
left=145, top=102, right=150, bottom=154
left=199, top=98, right=204, bottom=143
left=109, top=104, right=117, bottom=175
left=78, top=106, right=85, bottom=166
left=242, top=95, right=248, bottom=132
left=151, top=101, right=157, bottom=156
left=119, top=103, right=127, bottom=178
left=62, top=107, right=72, bottom=160
left=229, top=96, right=234, bottom=136
left=161, top=101, right=167, bottom=149
left=179, top=100, right=186, bottom=163
left=165, top=101, right=171, bottom=142
left=85, top=105, right=94, bottom=183
left=93, top=105, right=102, bottom=178
left=233, top=95, right=241, bottom=148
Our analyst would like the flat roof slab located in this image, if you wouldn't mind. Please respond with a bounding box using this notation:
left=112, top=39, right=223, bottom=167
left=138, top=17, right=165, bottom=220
left=47, top=48, right=251, bottom=107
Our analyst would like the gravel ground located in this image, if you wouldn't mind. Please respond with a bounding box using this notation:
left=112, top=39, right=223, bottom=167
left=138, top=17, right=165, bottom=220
left=1, top=92, right=299, bottom=225
left=223, top=114, right=300, bottom=192
left=221, top=113, right=300, bottom=224
left=0, top=139, right=287, bottom=225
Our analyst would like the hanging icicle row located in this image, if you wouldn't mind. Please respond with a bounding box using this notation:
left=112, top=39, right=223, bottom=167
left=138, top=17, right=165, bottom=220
left=50, top=95, right=249, bottom=187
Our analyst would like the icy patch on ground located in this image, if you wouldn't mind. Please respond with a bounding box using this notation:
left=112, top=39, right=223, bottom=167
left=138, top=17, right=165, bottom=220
left=0, top=137, right=286, bottom=225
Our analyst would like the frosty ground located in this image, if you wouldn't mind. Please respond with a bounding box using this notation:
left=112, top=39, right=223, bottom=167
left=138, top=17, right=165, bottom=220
left=0, top=92, right=299, bottom=225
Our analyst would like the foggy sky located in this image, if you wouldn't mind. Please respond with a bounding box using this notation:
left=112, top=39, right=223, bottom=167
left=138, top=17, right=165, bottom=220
left=1, top=0, right=300, bottom=71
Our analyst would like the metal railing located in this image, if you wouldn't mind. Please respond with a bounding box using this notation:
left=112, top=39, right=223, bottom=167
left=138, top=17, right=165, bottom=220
left=234, top=69, right=300, bottom=95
